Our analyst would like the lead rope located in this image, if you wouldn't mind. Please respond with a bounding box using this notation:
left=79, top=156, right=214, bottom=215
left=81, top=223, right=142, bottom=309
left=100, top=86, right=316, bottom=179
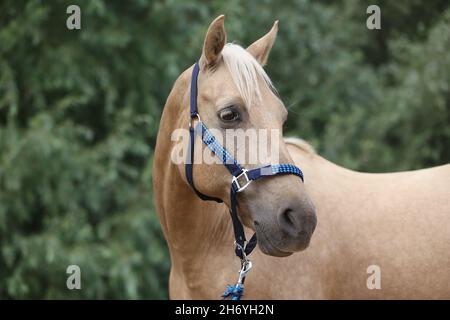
left=222, top=185, right=257, bottom=300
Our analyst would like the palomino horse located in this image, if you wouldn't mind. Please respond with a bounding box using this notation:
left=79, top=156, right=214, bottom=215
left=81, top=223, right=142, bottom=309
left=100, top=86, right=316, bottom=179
left=153, top=15, right=450, bottom=299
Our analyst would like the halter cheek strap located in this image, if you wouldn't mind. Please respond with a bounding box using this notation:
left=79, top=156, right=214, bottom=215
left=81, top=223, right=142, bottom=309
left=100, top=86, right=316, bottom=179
left=185, top=62, right=304, bottom=300
left=186, top=62, right=223, bottom=203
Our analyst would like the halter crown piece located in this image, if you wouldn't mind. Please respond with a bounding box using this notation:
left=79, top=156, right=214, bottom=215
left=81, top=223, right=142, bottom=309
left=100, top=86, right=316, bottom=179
left=185, top=62, right=304, bottom=300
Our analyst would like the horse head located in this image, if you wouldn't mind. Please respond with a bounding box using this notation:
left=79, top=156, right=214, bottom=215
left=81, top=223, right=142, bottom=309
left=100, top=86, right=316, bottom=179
left=176, top=16, right=317, bottom=257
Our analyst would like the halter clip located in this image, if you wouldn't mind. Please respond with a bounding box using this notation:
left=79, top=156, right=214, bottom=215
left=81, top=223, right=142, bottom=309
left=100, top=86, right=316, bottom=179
left=237, top=260, right=252, bottom=285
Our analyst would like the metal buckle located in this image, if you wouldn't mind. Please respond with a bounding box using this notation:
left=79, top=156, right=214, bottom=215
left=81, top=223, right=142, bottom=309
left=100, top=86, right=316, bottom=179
left=189, top=114, right=201, bottom=128
left=232, top=169, right=251, bottom=192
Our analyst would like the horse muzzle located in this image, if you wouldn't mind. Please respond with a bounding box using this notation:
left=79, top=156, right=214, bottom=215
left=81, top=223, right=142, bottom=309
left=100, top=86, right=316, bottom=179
left=254, top=198, right=317, bottom=257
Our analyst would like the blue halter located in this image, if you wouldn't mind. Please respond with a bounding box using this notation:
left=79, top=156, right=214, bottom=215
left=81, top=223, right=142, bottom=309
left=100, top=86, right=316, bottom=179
left=185, top=62, right=304, bottom=300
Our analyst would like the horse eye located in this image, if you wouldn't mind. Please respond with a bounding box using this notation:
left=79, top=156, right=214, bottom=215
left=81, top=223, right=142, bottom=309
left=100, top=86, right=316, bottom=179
left=219, top=108, right=240, bottom=122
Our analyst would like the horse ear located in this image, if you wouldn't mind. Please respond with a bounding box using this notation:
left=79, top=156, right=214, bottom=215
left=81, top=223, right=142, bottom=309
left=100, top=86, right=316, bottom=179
left=247, top=20, right=278, bottom=66
left=200, top=15, right=227, bottom=69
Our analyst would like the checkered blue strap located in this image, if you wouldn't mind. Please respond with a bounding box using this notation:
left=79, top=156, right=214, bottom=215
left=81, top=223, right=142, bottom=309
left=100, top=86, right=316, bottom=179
left=196, top=122, right=243, bottom=177
left=247, top=164, right=304, bottom=182
left=196, top=122, right=304, bottom=182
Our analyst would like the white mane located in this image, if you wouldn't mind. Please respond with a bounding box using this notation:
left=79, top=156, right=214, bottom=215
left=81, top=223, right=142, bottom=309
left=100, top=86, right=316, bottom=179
left=221, top=43, right=275, bottom=107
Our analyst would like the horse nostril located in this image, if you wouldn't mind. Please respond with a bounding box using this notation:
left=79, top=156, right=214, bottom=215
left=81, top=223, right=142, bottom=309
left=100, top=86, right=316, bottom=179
left=284, top=209, right=294, bottom=225
left=278, top=208, right=300, bottom=237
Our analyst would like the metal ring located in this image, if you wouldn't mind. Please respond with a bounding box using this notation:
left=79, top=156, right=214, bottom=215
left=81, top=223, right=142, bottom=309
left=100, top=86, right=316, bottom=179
left=189, top=114, right=201, bottom=128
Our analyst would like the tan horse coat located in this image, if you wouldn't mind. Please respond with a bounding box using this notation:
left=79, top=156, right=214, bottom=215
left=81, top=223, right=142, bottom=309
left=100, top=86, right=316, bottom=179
left=153, top=16, right=450, bottom=299
left=154, top=71, right=450, bottom=299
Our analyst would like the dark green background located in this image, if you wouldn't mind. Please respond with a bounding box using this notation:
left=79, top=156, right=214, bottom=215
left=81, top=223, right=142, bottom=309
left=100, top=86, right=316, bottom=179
left=0, top=0, right=449, bottom=299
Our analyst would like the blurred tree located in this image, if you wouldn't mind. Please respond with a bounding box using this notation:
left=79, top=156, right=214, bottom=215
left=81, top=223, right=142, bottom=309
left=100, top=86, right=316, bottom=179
left=0, top=0, right=170, bottom=299
left=0, top=0, right=448, bottom=298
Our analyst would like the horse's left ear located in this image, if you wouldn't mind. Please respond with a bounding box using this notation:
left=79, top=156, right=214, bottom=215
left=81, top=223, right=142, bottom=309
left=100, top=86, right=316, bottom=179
left=247, top=20, right=279, bottom=66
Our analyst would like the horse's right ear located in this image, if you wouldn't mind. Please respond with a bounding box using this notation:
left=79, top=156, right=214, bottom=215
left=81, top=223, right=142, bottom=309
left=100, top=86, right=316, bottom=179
left=200, top=15, right=227, bottom=69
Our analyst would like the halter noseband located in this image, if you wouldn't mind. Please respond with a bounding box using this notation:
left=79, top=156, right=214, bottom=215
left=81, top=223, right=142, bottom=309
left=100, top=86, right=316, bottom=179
left=185, top=62, right=304, bottom=299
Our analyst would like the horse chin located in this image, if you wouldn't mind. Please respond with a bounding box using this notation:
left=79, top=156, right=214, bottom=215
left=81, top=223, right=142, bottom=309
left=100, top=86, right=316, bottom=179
left=260, top=243, right=293, bottom=257
left=256, top=229, right=293, bottom=257
left=255, top=223, right=314, bottom=257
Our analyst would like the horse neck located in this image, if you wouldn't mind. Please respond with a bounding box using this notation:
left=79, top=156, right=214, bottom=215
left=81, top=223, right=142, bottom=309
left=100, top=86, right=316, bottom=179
left=153, top=71, right=233, bottom=266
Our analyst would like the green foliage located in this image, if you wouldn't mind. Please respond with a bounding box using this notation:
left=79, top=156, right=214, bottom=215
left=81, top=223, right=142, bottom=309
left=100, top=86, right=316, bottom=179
left=0, top=0, right=448, bottom=298
left=0, top=0, right=168, bottom=299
